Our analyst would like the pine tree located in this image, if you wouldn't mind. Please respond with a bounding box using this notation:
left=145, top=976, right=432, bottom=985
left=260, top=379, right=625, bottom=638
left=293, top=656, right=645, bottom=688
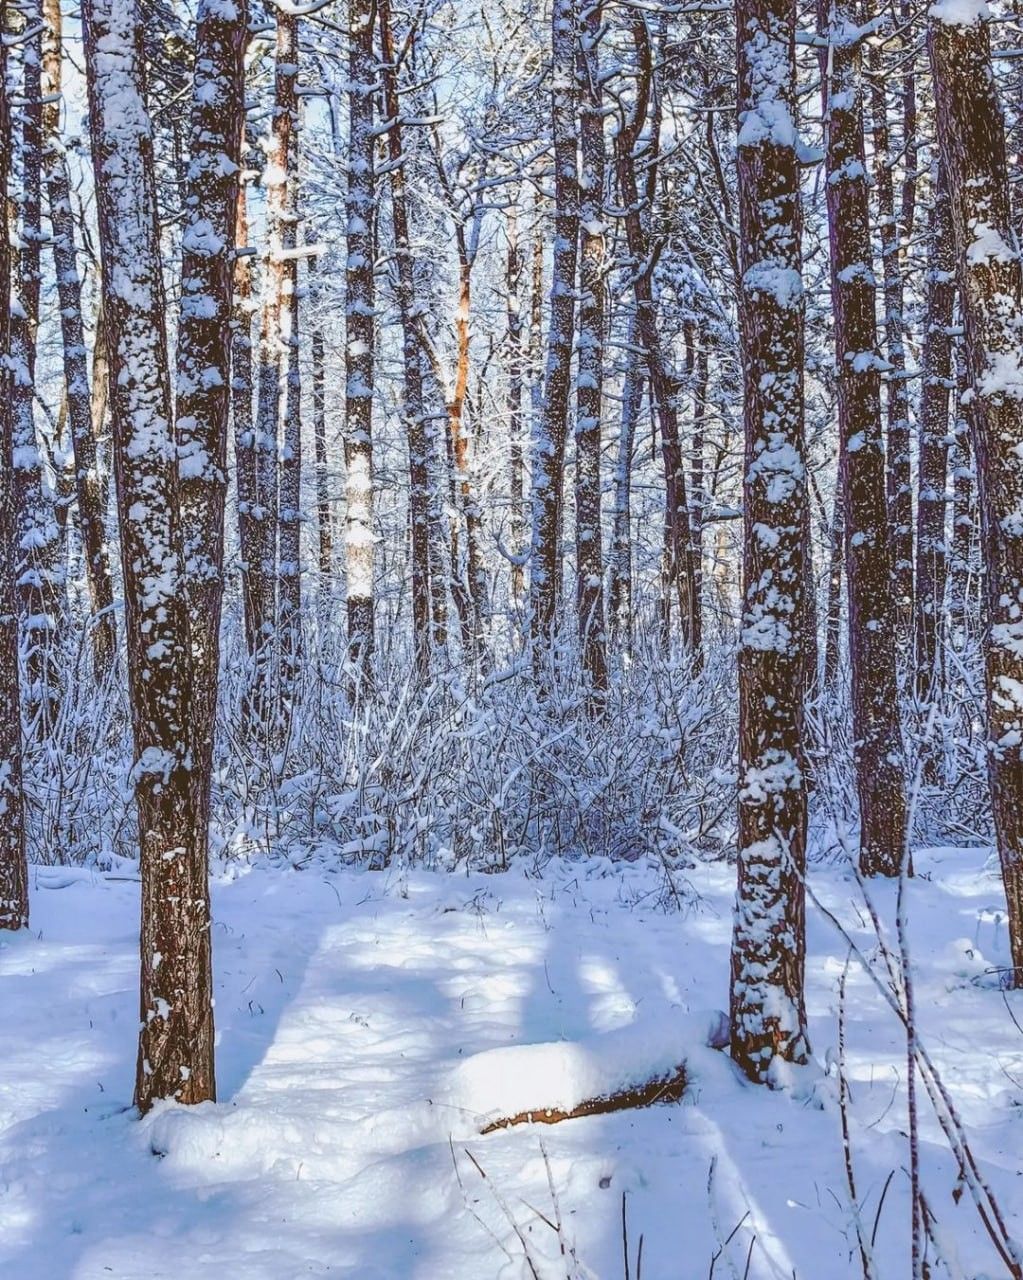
left=930, top=1, right=1023, bottom=982
left=83, top=0, right=215, bottom=1109
left=730, top=0, right=810, bottom=1081
left=0, top=0, right=28, bottom=932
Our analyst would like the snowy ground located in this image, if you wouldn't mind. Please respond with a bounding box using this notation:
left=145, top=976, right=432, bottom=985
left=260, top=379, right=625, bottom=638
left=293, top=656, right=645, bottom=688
left=1, top=847, right=1020, bottom=1279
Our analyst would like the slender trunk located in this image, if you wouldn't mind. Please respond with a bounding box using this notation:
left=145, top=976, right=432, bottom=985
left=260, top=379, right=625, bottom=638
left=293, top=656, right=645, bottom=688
left=506, top=206, right=526, bottom=609
left=824, top=483, right=844, bottom=688
left=730, top=0, right=810, bottom=1081
left=616, top=13, right=698, bottom=660
left=275, top=25, right=302, bottom=724
left=83, top=0, right=214, bottom=1109
left=930, top=5, right=1023, bottom=981
left=41, top=0, right=115, bottom=676
left=914, top=163, right=955, bottom=706
left=233, top=177, right=259, bottom=657
left=609, top=319, right=642, bottom=658
left=574, top=1, right=607, bottom=698
left=345, top=0, right=376, bottom=674
left=0, top=0, right=28, bottom=931
left=12, top=4, right=62, bottom=731
left=379, top=0, right=429, bottom=673
left=868, top=40, right=913, bottom=639
left=530, top=0, right=578, bottom=680
left=176, top=0, right=248, bottom=801
left=819, top=0, right=907, bottom=876
left=311, top=306, right=332, bottom=583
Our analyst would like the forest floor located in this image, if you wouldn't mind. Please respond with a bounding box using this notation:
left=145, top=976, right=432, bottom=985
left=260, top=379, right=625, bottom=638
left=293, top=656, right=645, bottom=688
left=0, top=846, right=1020, bottom=1279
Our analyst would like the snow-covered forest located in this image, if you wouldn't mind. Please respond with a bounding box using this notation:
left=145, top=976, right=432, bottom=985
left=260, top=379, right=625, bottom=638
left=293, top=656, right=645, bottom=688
left=1, top=0, right=1022, bottom=1274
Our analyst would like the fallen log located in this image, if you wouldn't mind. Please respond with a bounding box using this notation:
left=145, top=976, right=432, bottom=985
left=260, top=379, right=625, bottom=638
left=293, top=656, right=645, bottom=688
left=478, top=1063, right=687, bottom=1134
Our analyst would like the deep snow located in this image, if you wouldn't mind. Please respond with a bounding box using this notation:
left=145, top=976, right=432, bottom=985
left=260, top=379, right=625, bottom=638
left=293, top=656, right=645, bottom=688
left=0, top=847, right=1020, bottom=1279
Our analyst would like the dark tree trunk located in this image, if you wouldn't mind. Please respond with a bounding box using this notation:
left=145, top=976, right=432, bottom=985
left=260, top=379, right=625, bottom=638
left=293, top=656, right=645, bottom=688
left=914, top=163, right=956, bottom=707
left=868, top=43, right=913, bottom=642
left=530, top=0, right=578, bottom=679
left=930, top=7, right=1023, bottom=982
left=730, top=0, right=810, bottom=1081
left=0, top=0, right=28, bottom=931
left=380, top=0, right=430, bottom=673
left=176, top=0, right=248, bottom=812
left=574, top=1, right=608, bottom=698
left=819, top=0, right=907, bottom=876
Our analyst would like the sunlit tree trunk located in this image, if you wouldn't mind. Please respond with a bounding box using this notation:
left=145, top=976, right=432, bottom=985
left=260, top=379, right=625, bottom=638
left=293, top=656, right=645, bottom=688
left=819, top=0, right=907, bottom=876
left=0, top=0, right=28, bottom=931
left=730, top=0, right=810, bottom=1081
left=930, top=4, right=1023, bottom=981
left=379, top=0, right=430, bottom=672
left=345, top=0, right=376, bottom=675
left=41, top=0, right=115, bottom=676
left=83, top=0, right=214, bottom=1110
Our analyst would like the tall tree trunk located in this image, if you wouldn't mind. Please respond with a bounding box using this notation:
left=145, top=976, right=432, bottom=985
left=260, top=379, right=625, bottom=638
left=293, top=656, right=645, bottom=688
left=0, top=0, right=28, bottom=931
left=609, top=318, right=642, bottom=659
left=275, top=24, right=302, bottom=727
left=574, top=1, right=607, bottom=698
left=41, top=0, right=115, bottom=676
left=506, top=206, right=527, bottom=610
left=730, top=0, right=810, bottom=1081
left=233, top=176, right=260, bottom=658
left=345, top=0, right=376, bottom=675
left=530, top=0, right=578, bottom=679
left=176, top=0, right=248, bottom=826
left=615, top=12, right=698, bottom=661
left=379, top=0, right=430, bottom=673
left=309, top=277, right=333, bottom=587
left=868, top=43, right=913, bottom=641
left=11, top=4, right=63, bottom=732
left=930, top=4, right=1023, bottom=982
left=819, top=0, right=907, bottom=876
left=823, top=482, right=843, bottom=688
left=914, top=163, right=956, bottom=707
left=83, top=0, right=214, bottom=1110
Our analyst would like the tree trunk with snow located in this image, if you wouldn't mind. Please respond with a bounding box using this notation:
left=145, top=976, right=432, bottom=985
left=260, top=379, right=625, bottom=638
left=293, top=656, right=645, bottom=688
left=574, top=3, right=608, bottom=699
left=379, top=0, right=430, bottom=673
left=530, top=0, right=578, bottom=679
left=930, top=3, right=1023, bottom=981
left=233, top=174, right=260, bottom=658
left=84, top=0, right=215, bottom=1109
left=867, top=40, right=913, bottom=641
left=345, top=0, right=376, bottom=676
left=506, top=206, right=527, bottom=611
left=0, top=0, right=28, bottom=931
left=819, top=0, right=907, bottom=877
left=11, top=5, right=63, bottom=732
left=41, top=0, right=115, bottom=677
left=730, top=0, right=810, bottom=1082
left=609, top=320, right=642, bottom=659
left=275, top=20, right=302, bottom=727
left=176, top=0, right=248, bottom=806
left=914, top=163, right=956, bottom=708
